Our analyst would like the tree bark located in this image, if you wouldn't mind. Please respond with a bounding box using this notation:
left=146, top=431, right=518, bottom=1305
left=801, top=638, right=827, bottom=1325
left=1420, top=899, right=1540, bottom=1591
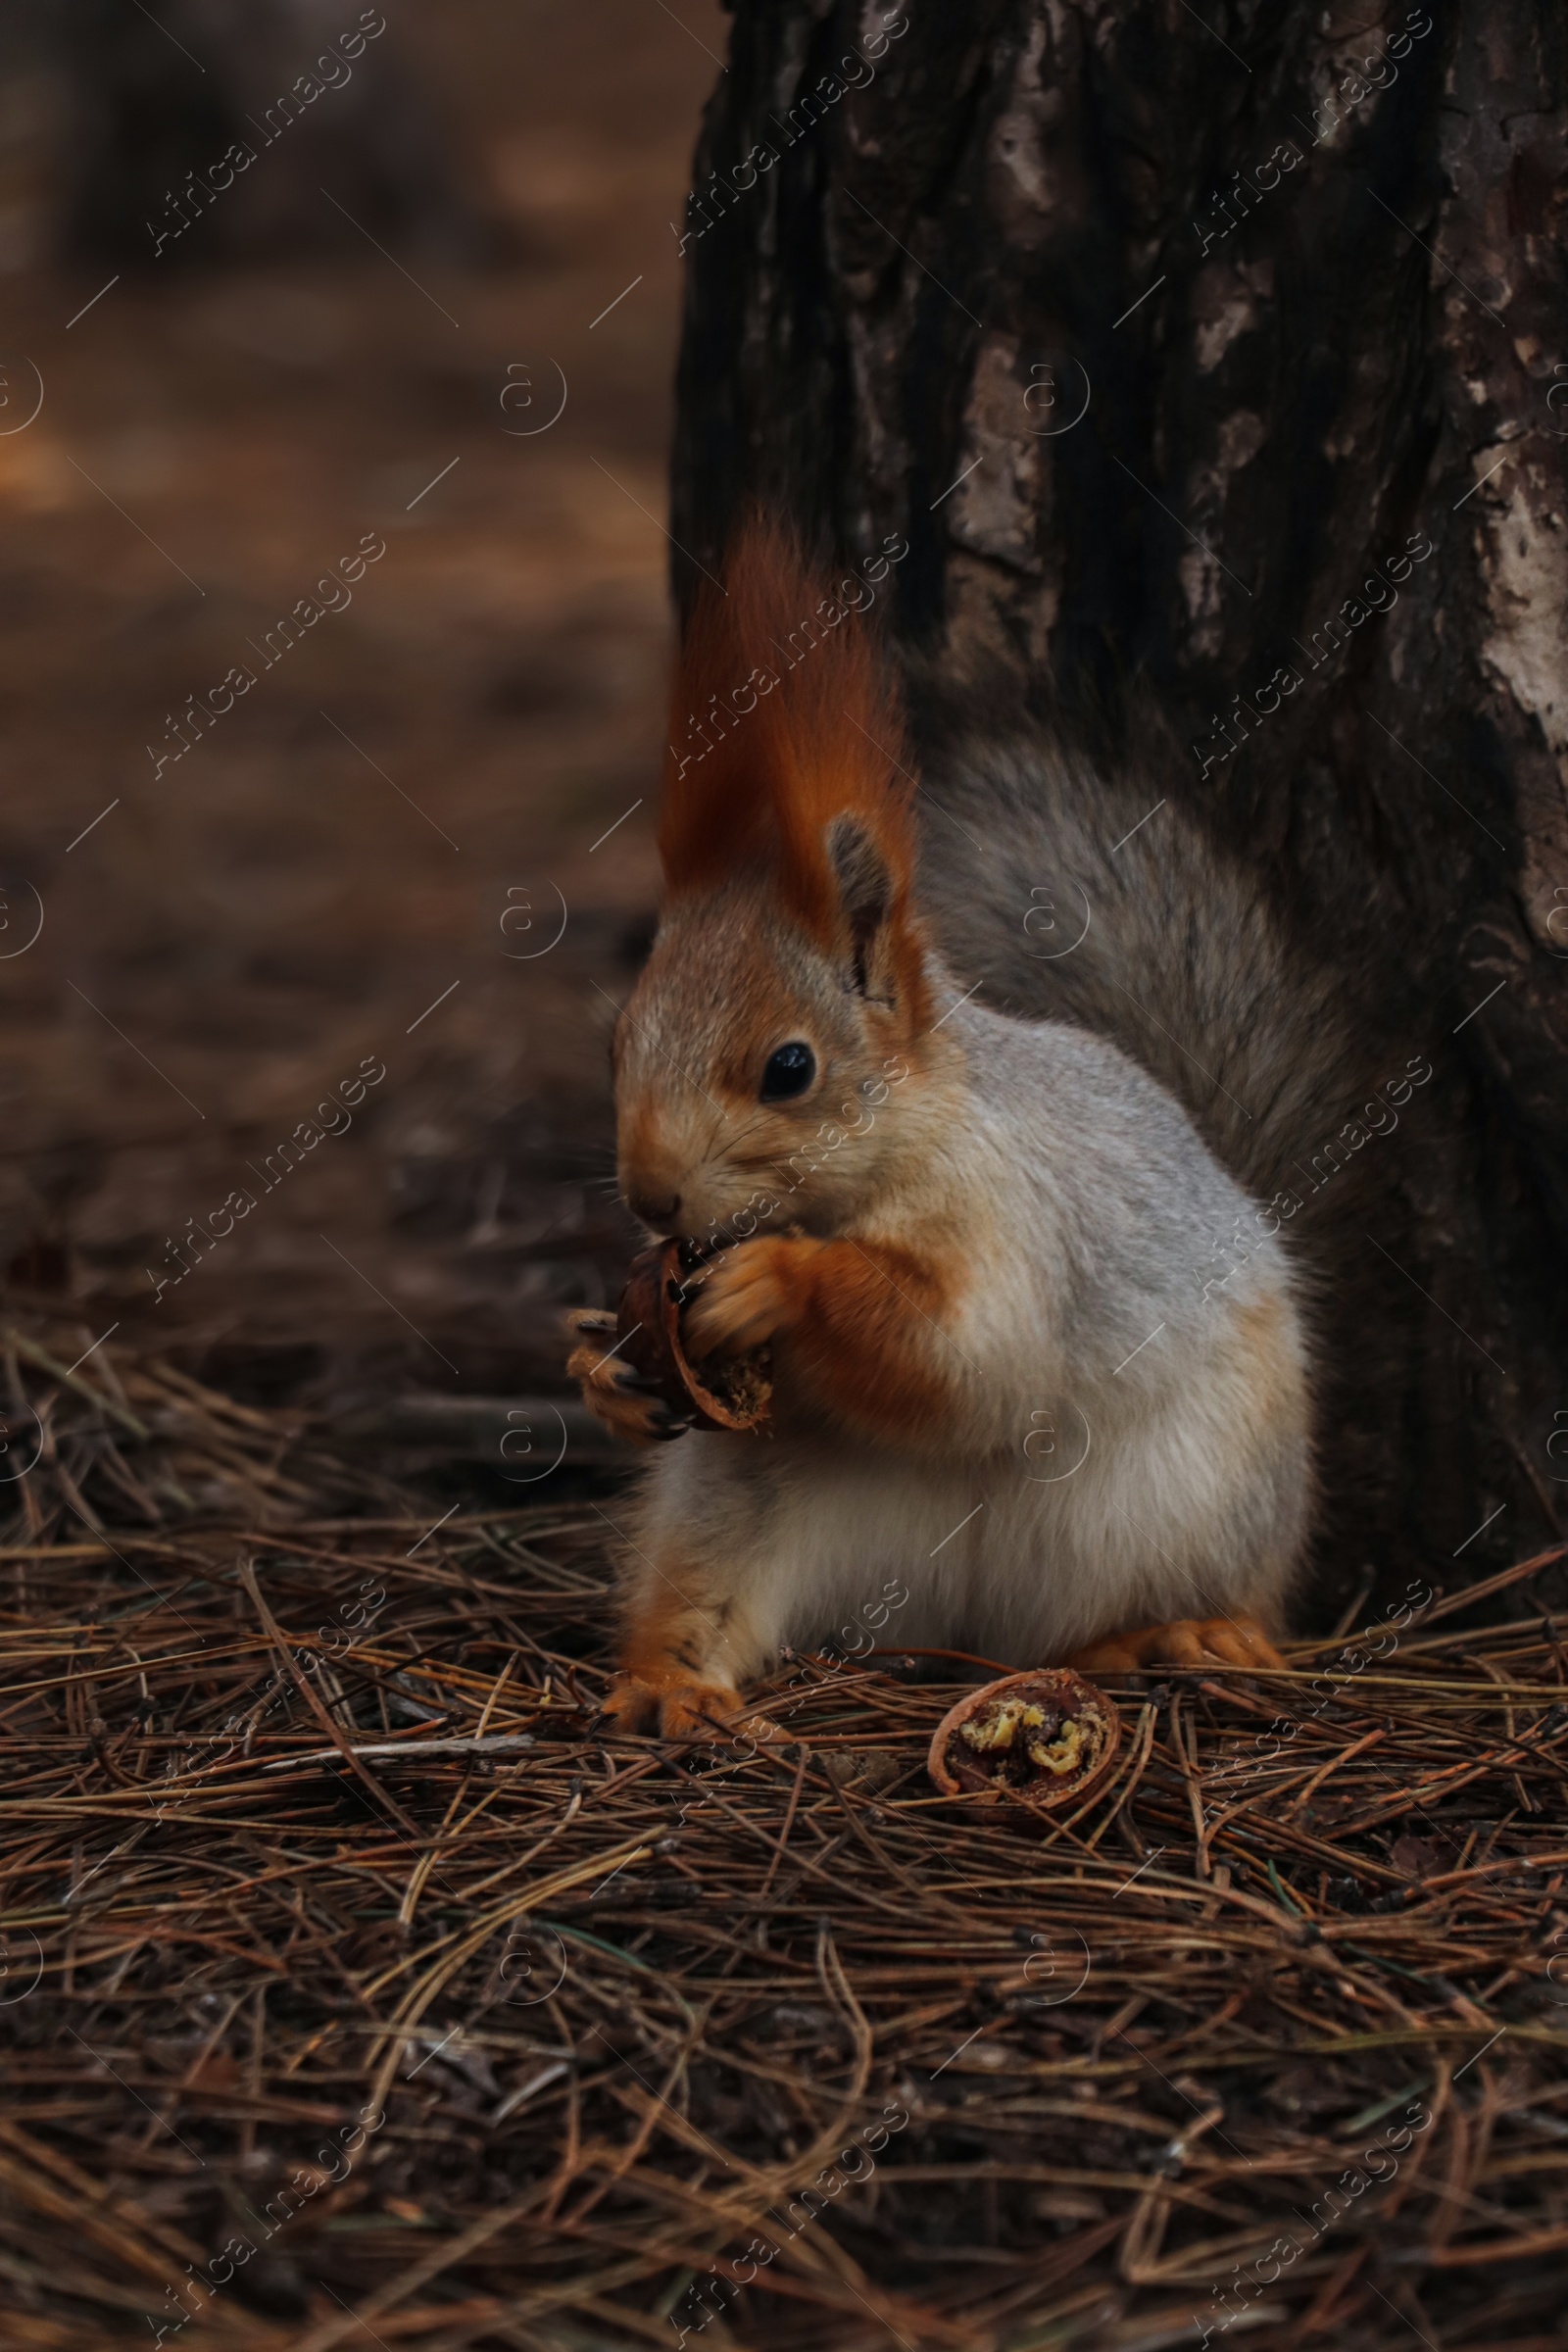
left=670, top=0, right=1568, bottom=1610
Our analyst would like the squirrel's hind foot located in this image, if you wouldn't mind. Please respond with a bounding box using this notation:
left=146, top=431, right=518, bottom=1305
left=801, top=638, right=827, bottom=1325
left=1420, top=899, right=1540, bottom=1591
left=598, top=1670, right=784, bottom=1747
left=1069, top=1613, right=1285, bottom=1674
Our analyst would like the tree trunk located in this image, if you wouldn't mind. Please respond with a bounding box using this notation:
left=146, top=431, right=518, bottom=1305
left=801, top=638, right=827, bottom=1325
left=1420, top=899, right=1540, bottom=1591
left=670, top=0, right=1568, bottom=1613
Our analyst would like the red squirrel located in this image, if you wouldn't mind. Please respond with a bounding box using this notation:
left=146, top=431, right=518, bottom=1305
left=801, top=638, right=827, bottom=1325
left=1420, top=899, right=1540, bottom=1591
left=568, top=518, right=1350, bottom=1740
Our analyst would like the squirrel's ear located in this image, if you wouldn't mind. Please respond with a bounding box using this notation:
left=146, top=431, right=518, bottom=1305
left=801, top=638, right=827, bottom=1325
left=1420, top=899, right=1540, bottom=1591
left=826, top=813, right=895, bottom=998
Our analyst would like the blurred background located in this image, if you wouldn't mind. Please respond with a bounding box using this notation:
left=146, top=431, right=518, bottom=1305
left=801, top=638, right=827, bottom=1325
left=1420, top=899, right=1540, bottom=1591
left=0, top=0, right=726, bottom=1478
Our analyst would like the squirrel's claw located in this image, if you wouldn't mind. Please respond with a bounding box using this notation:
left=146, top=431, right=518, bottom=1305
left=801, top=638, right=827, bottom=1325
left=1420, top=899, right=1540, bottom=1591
left=597, top=1671, right=785, bottom=1747
left=566, top=1317, right=688, bottom=1446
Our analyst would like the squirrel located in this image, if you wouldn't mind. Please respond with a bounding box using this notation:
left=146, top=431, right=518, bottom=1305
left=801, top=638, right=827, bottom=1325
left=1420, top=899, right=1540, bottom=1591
left=567, top=516, right=1365, bottom=1742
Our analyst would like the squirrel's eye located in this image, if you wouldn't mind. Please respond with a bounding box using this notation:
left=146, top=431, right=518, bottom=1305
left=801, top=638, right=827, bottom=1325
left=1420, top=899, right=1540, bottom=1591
left=760, top=1041, right=816, bottom=1102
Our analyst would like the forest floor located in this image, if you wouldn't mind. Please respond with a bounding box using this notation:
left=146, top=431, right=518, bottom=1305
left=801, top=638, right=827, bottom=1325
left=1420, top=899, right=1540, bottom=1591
left=2, top=1305, right=1567, bottom=2351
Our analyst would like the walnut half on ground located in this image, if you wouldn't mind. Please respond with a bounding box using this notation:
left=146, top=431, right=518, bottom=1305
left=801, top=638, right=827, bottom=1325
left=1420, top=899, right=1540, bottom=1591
left=929, top=1669, right=1120, bottom=1815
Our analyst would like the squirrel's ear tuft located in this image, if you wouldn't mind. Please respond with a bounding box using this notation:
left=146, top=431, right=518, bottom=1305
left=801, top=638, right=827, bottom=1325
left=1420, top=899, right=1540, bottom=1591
left=826, top=814, right=893, bottom=998
left=658, top=510, right=917, bottom=950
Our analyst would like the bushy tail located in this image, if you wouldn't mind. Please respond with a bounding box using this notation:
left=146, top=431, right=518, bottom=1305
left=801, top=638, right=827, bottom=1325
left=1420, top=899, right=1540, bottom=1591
left=909, top=680, right=1374, bottom=1213
left=908, top=671, right=1426, bottom=1609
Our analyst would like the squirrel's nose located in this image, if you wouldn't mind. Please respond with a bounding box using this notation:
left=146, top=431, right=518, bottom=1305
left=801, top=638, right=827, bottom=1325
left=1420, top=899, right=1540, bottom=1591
left=628, top=1190, right=681, bottom=1227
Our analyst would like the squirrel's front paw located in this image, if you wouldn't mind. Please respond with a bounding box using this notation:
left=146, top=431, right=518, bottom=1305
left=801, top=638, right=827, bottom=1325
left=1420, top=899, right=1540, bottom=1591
left=565, top=1311, right=689, bottom=1446
left=684, top=1238, right=817, bottom=1359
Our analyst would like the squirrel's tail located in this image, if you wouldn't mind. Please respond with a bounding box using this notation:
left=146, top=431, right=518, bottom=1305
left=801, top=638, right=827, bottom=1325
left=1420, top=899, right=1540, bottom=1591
left=909, top=677, right=1370, bottom=1214
left=908, top=667, right=1418, bottom=1612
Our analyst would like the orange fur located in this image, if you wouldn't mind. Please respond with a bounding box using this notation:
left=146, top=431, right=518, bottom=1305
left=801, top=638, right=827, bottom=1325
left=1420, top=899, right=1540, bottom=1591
left=661, top=515, right=926, bottom=1007
left=1069, top=1615, right=1286, bottom=1672
left=688, top=1232, right=959, bottom=1446
left=607, top=1577, right=785, bottom=1742
left=617, top=1578, right=720, bottom=1685
left=1233, top=1290, right=1300, bottom=1437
